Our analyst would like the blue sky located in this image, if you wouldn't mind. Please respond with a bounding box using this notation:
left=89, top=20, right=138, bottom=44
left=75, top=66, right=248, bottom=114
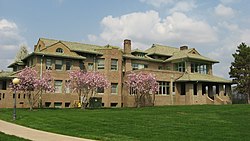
left=1, top=0, right=250, bottom=79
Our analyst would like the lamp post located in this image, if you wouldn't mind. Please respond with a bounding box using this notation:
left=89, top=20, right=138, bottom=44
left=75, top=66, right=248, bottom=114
left=12, top=78, right=20, bottom=120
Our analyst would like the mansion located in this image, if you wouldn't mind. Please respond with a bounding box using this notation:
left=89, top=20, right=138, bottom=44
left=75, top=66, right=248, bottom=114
left=0, top=38, right=232, bottom=108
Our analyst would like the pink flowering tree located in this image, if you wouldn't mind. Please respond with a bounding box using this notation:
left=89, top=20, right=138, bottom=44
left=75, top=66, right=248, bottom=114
left=69, top=70, right=109, bottom=109
left=36, top=71, right=54, bottom=108
left=125, top=72, right=159, bottom=107
left=10, top=67, right=54, bottom=110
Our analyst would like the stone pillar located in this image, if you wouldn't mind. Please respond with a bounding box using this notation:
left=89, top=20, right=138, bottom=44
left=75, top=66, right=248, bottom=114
left=185, top=83, right=193, bottom=105
left=219, top=84, right=224, bottom=96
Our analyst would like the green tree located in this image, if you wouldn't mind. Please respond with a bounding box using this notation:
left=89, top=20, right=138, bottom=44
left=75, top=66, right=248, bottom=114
left=15, top=45, right=28, bottom=62
left=229, top=43, right=250, bottom=103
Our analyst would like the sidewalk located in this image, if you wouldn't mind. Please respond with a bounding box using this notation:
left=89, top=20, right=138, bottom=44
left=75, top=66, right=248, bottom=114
left=0, top=120, right=95, bottom=141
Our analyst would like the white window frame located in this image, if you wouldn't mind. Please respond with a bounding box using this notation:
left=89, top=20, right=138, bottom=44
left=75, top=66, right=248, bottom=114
left=55, top=59, right=63, bottom=70
left=111, top=59, right=118, bottom=70
left=97, top=59, right=105, bottom=70
left=111, top=83, right=118, bottom=94
left=54, top=80, right=63, bottom=93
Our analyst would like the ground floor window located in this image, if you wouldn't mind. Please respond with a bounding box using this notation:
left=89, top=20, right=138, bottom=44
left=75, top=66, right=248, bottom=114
left=45, top=102, right=51, bottom=107
left=157, top=81, right=170, bottom=95
left=54, top=102, right=62, bottom=108
left=110, top=103, right=118, bottom=107
left=65, top=102, right=70, bottom=108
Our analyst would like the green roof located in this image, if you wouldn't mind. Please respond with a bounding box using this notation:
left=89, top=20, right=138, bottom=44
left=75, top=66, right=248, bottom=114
left=132, top=48, right=146, bottom=53
left=123, top=54, right=163, bottom=62
left=176, top=73, right=232, bottom=83
left=165, top=48, right=219, bottom=63
left=0, top=71, right=14, bottom=79
left=145, top=44, right=179, bottom=56
left=39, top=38, right=103, bottom=55
left=8, top=61, right=25, bottom=68
left=26, top=52, right=86, bottom=60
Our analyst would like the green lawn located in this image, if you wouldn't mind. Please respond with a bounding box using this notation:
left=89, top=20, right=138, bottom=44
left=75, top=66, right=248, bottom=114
left=0, top=105, right=249, bottom=141
left=0, top=131, right=30, bottom=141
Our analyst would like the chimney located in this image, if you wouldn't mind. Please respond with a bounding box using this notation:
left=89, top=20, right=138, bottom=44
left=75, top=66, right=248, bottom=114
left=124, top=39, right=131, bottom=54
left=180, top=45, right=188, bottom=50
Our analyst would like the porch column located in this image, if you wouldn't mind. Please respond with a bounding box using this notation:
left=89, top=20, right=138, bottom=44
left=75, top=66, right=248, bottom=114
left=185, top=83, right=193, bottom=105
left=218, top=84, right=224, bottom=96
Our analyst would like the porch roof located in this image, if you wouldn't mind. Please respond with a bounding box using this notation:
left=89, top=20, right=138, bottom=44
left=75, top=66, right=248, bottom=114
left=0, top=71, right=14, bottom=79
left=176, top=73, right=232, bottom=84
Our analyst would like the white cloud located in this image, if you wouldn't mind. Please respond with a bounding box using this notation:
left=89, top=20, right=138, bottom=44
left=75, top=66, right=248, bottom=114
left=169, top=1, right=197, bottom=13
left=89, top=10, right=217, bottom=50
left=208, top=21, right=250, bottom=78
left=0, top=19, right=27, bottom=70
left=140, top=0, right=175, bottom=8
left=214, top=4, right=235, bottom=18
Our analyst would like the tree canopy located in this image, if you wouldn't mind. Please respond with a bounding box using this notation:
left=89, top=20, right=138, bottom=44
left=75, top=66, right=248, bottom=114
left=125, top=72, right=159, bottom=107
left=229, top=43, right=250, bottom=102
left=15, top=45, right=28, bottom=62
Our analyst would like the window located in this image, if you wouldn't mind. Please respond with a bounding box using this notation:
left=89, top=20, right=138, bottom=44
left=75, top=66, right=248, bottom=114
left=157, top=81, right=170, bottom=95
left=79, top=61, right=84, bottom=70
left=56, top=48, right=63, bottom=53
left=111, top=83, right=118, bottom=94
left=55, top=60, right=63, bottom=70
left=45, top=102, right=51, bottom=108
left=54, top=80, right=63, bottom=93
left=66, top=61, right=71, bottom=70
left=172, top=82, right=175, bottom=93
left=110, top=103, right=118, bottom=107
left=130, top=87, right=137, bottom=95
left=111, top=59, right=118, bottom=70
left=191, top=63, right=208, bottom=74
left=97, top=87, right=104, bottom=94
left=65, top=80, right=71, bottom=93
left=65, top=102, right=70, bottom=108
left=0, top=80, right=7, bottom=90
left=97, top=59, right=105, bottom=70
left=46, top=58, right=52, bottom=70
left=88, top=63, right=94, bottom=70
left=54, top=102, right=62, bottom=108
left=132, top=63, right=147, bottom=70
left=175, top=62, right=185, bottom=72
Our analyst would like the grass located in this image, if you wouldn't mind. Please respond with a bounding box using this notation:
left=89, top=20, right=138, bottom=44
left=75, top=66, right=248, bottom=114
left=0, top=105, right=249, bottom=141
left=0, top=131, right=30, bottom=141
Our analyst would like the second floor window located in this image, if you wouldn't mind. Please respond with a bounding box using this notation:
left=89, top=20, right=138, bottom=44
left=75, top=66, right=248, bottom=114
left=111, top=59, right=118, bottom=70
left=46, top=58, right=52, bottom=70
left=66, top=61, right=71, bottom=70
left=97, top=59, right=105, bottom=70
left=132, top=63, right=148, bottom=70
left=79, top=61, right=84, bottom=70
left=174, top=62, right=185, bottom=72
left=88, top=63, right=94, bottom=70
left=191, top=63, right=208, bottom=74
left=55, top=60, right=63, bottom=70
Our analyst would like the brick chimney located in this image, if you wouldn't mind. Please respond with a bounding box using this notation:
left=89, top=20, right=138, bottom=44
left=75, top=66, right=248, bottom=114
left=124, top=39, right=131, bottom=54
left=180, top=45, right=188, bottom=50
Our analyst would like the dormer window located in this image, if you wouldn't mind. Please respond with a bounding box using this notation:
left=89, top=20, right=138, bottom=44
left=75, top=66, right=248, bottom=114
left=56, top=48, right=63, bottom=53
